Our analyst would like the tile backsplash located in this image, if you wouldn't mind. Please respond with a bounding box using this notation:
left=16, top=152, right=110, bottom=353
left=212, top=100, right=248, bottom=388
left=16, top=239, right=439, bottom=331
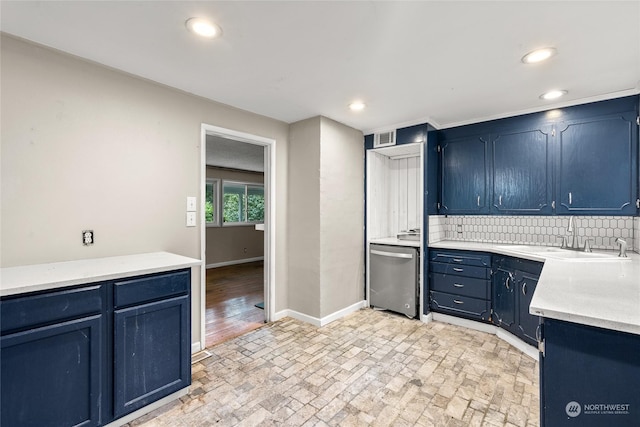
left=429, top=215, right=637, bottom=253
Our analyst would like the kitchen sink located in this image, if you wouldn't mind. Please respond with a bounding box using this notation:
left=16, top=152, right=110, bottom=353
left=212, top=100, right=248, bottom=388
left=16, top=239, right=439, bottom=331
left=496, top=244, right=628, bottom=261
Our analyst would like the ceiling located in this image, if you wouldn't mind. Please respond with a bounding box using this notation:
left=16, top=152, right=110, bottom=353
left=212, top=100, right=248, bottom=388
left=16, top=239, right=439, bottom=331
left=1, top=1, right=639, bottom=134
left=206, top=135, right=264, bottom=172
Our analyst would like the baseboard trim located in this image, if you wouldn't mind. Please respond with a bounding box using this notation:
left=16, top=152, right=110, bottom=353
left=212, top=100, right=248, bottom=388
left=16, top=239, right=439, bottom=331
left=191, top=342, right=202, bottom=354
left=496, top=328, right=539, bottom=361
left=431, top=312, right=538, bottom=360
left=319, top=300, right=367, bottom=326
left=432, top=312, right=497, bottom=334
left=273, top=300, right=367, bottom=328
left=206, top=257, right=264, bottom=269
left=104, top=387, right=189, bottom=427
left=420, top=312, right=434, bottom=324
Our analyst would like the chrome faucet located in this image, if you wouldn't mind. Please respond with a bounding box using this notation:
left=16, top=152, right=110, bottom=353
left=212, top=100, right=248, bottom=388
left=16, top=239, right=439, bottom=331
left=615, top=238, right=628, bottom=257
left=566, top=216, right=578, bottom=249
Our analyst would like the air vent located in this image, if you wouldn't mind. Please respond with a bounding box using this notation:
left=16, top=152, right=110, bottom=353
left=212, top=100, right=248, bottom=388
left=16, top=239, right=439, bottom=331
left=374, top=130, right=396, bottom=148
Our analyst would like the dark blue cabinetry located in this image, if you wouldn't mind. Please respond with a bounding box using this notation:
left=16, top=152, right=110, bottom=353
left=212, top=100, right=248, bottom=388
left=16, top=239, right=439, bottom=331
left=2, top=315, right=104, bottom=427
left=491, top=256, right=517, bottom=333
left=114, top=295, right=190, bottom=418
left=396, top=123, right=428, bottom=145
left=492, top=256, right=542, bottom=346
left=492, top=127, right=553, bottom=214
left=429, top=249, right=491, bottom=321
left=438, top=95, right=639, bottom=216
left=541, top=319, right=640, bottom=426
left=440, top=134, right=491, bottom=214
left=0, top=269, right=191, bottom=427
left=556, top=111, right=638, bottom=215
left=1, top=284, right=106, bottom=427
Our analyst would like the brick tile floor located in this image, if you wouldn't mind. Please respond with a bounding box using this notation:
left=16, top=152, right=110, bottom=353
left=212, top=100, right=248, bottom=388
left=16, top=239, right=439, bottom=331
left=127, top=309, right=539, bottom=427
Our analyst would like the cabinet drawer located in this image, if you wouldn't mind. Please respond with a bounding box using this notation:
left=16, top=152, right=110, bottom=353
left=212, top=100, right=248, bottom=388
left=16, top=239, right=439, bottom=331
left=430, top=291, right=490, bottom=322
left=1, top=285, right=103, bottom=334
left=430, top=250, right=491, bottom=267
left=430, top=273, right=490, bottom=299
left=429, top=261, right=490, bottom=280
left=114, top=269, right=190, bottom=308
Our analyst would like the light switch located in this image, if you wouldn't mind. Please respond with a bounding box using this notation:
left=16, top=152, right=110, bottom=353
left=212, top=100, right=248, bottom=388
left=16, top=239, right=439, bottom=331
left=186, top=212, right=197, bottom=227
left=186, top=196, right=197, bottom=212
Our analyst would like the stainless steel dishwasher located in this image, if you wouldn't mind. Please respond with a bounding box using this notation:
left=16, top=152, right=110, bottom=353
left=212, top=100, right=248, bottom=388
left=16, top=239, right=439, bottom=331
left=369, top=244, right=419, bottom=318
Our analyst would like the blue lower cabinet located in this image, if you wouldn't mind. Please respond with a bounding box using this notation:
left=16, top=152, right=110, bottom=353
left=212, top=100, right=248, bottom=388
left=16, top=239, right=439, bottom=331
left=0, top=268, right=191, bottom=427
left=1, top=315, right=104, bottom=427
left=491, top=257, right=517, bottom=333
left=430, top=291, right=490, bottom=321
left=541, top=318, right=640, bottom=426
left=114, top=295, right=191, bottom=418
left=491, top=256, right=542, bottom=345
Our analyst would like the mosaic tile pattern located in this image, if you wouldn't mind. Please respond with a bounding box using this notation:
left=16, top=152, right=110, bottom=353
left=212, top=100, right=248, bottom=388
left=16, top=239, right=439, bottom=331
left=429, top=215, right=636, bottom=252
left=127, top=309, right=539, bottom=427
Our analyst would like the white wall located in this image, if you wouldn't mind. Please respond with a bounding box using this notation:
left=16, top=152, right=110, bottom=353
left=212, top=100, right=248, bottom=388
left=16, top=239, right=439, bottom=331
left=0, top=35, right=290, bottom=348
left=287, top=116, right=364, bottom=320
left=319, top=117, right=364, bottom=317
left=287, top=117, right=322, bottom=317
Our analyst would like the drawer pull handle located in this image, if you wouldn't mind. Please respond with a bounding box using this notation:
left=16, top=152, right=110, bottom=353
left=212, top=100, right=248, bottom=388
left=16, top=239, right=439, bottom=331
left=453, top=299, right=464, bottom=305
left=453, top=268, right=464, bottom=272
left=453, top=283, right=464, bottom=288
left=522, top=282, right=527, bottom=296
left=452, top=258, right=463, bottom=262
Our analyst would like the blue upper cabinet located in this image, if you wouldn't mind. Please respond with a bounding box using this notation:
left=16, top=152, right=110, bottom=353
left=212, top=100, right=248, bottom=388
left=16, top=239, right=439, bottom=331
left=556, top=110, right=638, bottom=215
left=437, top=95, right=639, bottom=216
left=424, top=124, right=440, bottom=215
left=440, top=134, right=491, bottom=214
left=396, top=123, right=428, bottom=145
left=492, top=126, right=553, bottom=214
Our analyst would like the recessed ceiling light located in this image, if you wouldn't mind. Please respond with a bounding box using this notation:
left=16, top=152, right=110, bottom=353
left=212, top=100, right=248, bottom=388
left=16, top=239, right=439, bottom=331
left=349, top=101, right=366, bottom=111
left=540, top=90, right=568, bottom=100
left=185, top=18, right=222, bottom=38
left=522, top=47, right=557, bottom=64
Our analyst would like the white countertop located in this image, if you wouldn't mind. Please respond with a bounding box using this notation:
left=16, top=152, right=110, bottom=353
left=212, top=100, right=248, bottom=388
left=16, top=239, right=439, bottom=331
left=430, top=240, right=640, bottom=335
left=0, top=252, right=202, bottom=297
left=370, top=237, right=421, bottom=248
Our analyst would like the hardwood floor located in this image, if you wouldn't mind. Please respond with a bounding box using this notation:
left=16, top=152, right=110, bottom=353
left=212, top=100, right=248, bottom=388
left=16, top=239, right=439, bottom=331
left=205, top=261, right=265, bottom=348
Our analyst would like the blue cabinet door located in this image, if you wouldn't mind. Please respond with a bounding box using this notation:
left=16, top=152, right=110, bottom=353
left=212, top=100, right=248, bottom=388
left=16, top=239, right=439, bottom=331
left=541, top=319, right=640, bottom=426
left=491, top=257, right=516, bottom=333
left=113, top=295, right=191, bottom=418
left=441, top=134, right=491, bottom=214
left=516, top=270, right=540, bottom=346
left=492, top=127, right=553, bottom=214
left=424, top=124, right=439, bottom=215
left=1, top=315, right=103, bottom=427
left=556, top=111, right=638, bottom=215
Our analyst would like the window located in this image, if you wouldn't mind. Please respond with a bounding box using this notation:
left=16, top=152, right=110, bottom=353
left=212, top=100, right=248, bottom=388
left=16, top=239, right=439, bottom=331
left=222, top=181, right=264, bottom=225
left=205, top=179, right=220, bottom=226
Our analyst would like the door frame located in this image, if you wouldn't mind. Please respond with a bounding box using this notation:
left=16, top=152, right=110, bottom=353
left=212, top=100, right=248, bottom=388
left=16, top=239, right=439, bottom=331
left=199, top=124, right=276, bottom=350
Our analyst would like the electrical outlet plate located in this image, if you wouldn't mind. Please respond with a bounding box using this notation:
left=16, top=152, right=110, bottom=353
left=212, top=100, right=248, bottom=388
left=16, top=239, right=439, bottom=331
left=82, top=230, right=94, bottom=246
left=186, top=212, right=197, bottom=227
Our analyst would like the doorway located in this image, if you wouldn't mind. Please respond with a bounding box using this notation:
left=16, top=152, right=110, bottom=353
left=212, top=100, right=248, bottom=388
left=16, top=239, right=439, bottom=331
left=199, top=124, right=276, bottom=350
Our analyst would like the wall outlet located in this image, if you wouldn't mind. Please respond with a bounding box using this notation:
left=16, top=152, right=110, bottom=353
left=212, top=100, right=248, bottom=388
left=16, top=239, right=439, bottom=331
left=82, top=230, right=94, bottom=246
left=186, top=212, right=197, bottom=227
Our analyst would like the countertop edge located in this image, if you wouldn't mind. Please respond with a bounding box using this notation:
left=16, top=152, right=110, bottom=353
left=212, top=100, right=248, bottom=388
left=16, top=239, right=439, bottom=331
left=1, top=252, right=203, bottom=297
left=429, top=240, right=640, bottom=335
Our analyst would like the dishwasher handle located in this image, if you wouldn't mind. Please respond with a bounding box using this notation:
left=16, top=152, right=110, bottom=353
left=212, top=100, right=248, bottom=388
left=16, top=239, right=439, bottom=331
left=371, top=249, right=414, bottom=259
